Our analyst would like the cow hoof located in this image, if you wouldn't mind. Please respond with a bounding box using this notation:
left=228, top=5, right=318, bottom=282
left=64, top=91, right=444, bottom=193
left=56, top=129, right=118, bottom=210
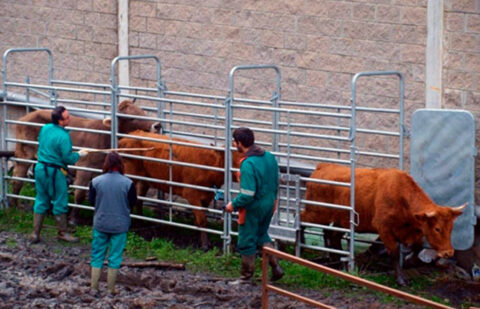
left=396, top=275, right=409, bottom=286
left=68, top=218, right=79, bottom=226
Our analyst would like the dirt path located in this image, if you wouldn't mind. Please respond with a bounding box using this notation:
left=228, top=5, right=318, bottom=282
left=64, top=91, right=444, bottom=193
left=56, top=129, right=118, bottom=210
left=0, top=230, right=473, bottom=309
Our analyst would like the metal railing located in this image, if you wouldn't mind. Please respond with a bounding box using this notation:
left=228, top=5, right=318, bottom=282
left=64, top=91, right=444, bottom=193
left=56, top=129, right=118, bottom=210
left=1, top=48, right=405, bottom=272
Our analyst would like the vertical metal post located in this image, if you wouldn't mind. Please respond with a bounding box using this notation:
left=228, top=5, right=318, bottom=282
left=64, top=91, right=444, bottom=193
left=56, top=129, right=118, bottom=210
left=271, top=71, right=281, bottom=152
left=1, top=48, right=53, bottom=209
left=294, top=174, right=301, bottom=257
left=398, top=74, right=405, bottom=170
left=25, top=76, right=31, bottom=114
left=225, top=64, right=282, bottom=254
left=110, top=73, right=119, bottom=148
left=223, top=93, right=233, bottom=254
left=111, top=54, right=162, bottom=148
left=156, top=62, right=166, bottom=124
left=350, top=70, right=405, bottom=271
left=284, top=112, right=291, bottom=224
left=349, top=75, right=358, bottom=272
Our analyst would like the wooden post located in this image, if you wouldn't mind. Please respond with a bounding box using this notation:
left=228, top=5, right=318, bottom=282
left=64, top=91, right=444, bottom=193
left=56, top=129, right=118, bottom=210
left=262, top=250, right=269, bottom=309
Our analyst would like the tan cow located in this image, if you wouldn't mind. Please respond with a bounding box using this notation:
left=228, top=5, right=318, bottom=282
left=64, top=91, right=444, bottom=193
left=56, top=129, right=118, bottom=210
left=301, top=163, right=466, bottom=286
left=13, top=100, right=162, bottom=223
left=118, top=130, right=241, bottom=249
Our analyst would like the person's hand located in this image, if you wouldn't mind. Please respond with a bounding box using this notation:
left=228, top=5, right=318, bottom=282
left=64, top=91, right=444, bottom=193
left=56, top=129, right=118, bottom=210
left=78, top=149, right=89, bottom=158
left=225, top=202, right=234, bottom=213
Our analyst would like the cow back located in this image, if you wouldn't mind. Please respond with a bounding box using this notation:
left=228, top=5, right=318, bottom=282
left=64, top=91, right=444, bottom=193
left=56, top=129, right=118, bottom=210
left=302, top=163, right=399, bottom=233
left=119, top=131, right=225, bottom=196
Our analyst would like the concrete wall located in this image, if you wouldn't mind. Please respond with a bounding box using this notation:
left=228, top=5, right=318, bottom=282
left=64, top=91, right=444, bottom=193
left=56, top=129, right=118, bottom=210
left=0, top=0, right=477, bottom=174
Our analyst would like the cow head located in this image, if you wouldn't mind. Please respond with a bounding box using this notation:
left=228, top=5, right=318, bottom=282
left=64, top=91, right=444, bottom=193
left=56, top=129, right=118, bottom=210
left=103, top=100, right=162, bottom=134
left=414, top=203, right=467, bottom=258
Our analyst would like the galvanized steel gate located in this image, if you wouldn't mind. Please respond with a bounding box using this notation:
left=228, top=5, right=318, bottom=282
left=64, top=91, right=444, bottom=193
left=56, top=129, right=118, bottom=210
left=0, top=48, right=405, bottom=271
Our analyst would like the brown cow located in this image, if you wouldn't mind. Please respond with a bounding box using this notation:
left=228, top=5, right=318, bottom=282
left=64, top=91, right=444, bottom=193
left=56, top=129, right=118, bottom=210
left=118, top=130, right=241, bottom=249
left=301, top=163, right=466, bottom=286
left=13, top=100, right=162, bottom=223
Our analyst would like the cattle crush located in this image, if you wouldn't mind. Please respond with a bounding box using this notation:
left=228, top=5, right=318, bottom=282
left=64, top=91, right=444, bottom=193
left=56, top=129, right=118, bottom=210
left=0, top=47, right=406, bottom=272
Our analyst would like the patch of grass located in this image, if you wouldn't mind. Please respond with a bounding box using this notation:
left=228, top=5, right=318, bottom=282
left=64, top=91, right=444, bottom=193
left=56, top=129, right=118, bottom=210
left=5, top=238, right=17, bottom=248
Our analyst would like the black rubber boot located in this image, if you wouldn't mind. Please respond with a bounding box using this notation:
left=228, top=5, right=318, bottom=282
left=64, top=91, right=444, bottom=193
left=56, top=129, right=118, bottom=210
left=55, top=214, right=79, bottom=243
left=30, top=213, right=45, bottom=244
left=263, top=243, right=285, bottom=281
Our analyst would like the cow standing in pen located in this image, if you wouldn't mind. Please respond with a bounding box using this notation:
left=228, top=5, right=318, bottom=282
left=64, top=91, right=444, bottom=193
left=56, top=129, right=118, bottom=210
left=118, top=130, right=242, bottom=250
left=301, top=163, right=466, bottom=286
left=13, top=100, right=162, bottom=224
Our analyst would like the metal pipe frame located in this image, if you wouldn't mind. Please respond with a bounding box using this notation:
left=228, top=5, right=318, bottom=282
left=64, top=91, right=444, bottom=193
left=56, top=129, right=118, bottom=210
left=1, top=51, right=406, bottom=269
left=110, top=54, right=163, bottom=149
left=1, top=48, right=54, bottom=210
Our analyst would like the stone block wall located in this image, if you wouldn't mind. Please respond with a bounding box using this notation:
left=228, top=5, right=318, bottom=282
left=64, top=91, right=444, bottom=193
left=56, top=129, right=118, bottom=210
left=0, top=0, right=117, bottom=87
left=0, top=0, right=477, bottom=173
left=444, top=0, right=480, bottom=202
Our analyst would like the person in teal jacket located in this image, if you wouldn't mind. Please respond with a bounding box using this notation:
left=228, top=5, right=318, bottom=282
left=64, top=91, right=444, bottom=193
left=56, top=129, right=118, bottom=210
left=31, top=106, right=89, bottom=243
left=226, top=127, right=284, bottom=283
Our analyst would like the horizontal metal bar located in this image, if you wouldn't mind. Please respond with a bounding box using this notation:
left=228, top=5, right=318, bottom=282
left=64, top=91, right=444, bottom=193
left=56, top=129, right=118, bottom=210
left=5, top=81, right=110, bottom=95
left=117, top=132, right=225, bottom=151
left=300, top=177, right=351, bottom=187
left=232, top=103, right=352, bottom=118
left=301, top=222, right=350, bottom=233
left=7, top=194, right=35, bottom=201
left=273, top=151, right=350, bottom=164
left=300, top=243, right=350, bottom=256
left=7, top=120, right=111, bottom=135
left=123, top=169, right=221, bottom=192
left=117, top=92, right=224, bottom=109
left=66, top=201, right=224, bottom=235
left=357, top=128, right=399, bottom=137
left=52, top=79, right=111, bottom=89
left=301, top=199, right=352, bottom=211
left=6, top=176, right=35, bottom=183
left=138, top=195, right=223, bottom=215
left=56, top=98, right=110, bottom=107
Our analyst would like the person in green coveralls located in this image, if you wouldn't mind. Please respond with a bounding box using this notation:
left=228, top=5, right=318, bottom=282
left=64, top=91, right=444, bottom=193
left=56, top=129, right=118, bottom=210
left=225, top=127, right=284, bottom=283
left=30, top=106, right=89, bottom=243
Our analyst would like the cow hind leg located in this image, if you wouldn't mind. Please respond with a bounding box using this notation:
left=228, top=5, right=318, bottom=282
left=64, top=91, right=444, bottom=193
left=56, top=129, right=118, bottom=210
left=69, top=171, right=92, bottom=225
left=11, top=162, right=31, bottom=207
left=192, top=208, right=209, bottom=251
left=133, top=181, right=149, bottom=216
left=324, top=230, right=345, bottom=267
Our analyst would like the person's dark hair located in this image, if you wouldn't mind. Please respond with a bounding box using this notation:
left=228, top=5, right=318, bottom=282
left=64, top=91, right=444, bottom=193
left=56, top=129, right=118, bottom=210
left=51, top=106, right=67, bottom=125
left=233, top=127, right=254, bottom=148
left=102, top=152, right=124, bottom=174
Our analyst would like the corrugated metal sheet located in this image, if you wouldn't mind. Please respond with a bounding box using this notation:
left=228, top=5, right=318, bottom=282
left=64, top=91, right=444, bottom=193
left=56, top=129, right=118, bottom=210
left=410, top=109, right=476, bottom=250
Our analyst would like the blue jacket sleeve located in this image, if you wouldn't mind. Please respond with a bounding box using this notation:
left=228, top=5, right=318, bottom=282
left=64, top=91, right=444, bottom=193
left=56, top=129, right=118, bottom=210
left=127, top=182, right=137, bottom=210
left=88, top=182, right=96, bottom=206
left=232, top=161, right=256, bottom=210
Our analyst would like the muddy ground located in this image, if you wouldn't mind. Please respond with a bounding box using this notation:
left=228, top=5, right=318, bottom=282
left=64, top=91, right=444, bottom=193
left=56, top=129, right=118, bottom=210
left=1, top=230, right=480, bottom=309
